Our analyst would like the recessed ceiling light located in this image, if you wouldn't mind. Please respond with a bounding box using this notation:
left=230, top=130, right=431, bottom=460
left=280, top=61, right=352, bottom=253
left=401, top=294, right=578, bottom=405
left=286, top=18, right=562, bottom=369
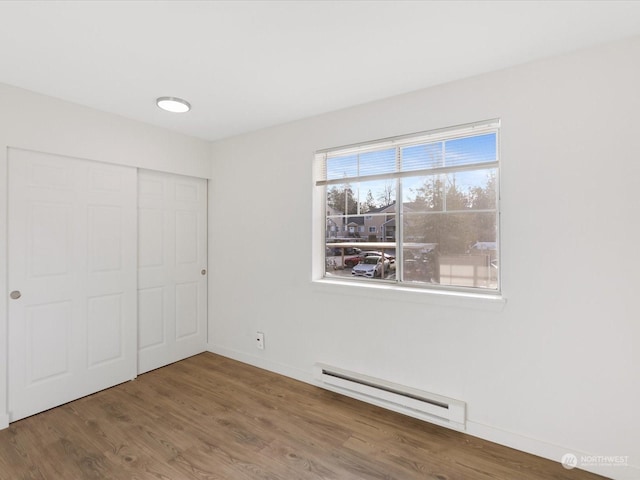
left=156, top=96, right=191, bottom=113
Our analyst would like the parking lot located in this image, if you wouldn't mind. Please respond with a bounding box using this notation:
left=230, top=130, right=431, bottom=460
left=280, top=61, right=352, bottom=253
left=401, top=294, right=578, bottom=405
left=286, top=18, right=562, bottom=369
left=326, top=248, right=496, bottom=288
left=325, top=253, right=396, bottom=280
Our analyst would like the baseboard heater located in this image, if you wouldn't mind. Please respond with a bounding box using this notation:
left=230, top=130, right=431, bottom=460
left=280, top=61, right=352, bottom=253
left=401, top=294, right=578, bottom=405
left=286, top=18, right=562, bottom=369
left=313, top=363, right=466, bottom=431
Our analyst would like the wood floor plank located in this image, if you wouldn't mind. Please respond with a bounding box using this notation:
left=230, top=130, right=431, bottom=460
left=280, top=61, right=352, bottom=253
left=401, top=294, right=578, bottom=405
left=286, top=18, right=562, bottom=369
left=0, top=353, right=608, bottom=480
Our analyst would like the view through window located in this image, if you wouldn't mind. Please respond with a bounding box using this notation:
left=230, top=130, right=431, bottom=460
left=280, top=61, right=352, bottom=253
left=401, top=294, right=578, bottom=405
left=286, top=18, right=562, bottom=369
left=316, top=120, right=500, bottom=293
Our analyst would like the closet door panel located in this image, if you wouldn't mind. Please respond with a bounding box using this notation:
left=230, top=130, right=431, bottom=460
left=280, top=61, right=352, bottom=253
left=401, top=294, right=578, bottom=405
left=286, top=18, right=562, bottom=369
left=138, top=170, right=207, bottom=374
left=8, top=149, right=137, bottom=422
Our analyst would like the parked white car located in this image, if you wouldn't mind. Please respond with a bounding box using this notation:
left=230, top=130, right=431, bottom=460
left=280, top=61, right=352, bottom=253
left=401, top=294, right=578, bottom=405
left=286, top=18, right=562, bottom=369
left=351, top=255, right=389, bottom=278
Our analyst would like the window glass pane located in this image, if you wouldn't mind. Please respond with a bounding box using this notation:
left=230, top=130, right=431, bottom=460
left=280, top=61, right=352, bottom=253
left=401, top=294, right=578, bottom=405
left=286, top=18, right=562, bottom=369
left=401, top=142, right=443, bottom=171
left=402, top=244, right=439, bottom=284
left=326, top=154, right=358, bottom=180
left=357, top=179, right=396, bottom=213
left=442, top=169, right=497, bottom=210
left=402, top=175, right=444, bottom=212
left=325, top=215, right=342, bottom=240
left=445, top=133, right=496, bottom=167
left=326, top=184, right=358, bottom=215
left=403, top=211, right=497, bottom=289
left=443, top=169, right=496, bottom=211
left=344, top=217, right=361, bottom=236
left=403, top=212, right=496, bottom=254
left=358, top=148, right=396, bottom=176
left=403, top=170, right=496, bottom=213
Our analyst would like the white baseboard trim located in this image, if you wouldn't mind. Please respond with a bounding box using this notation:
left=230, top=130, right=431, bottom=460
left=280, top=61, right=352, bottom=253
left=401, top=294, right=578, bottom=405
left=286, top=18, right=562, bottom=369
left=206, top=344, right=313, bottom=385
left=466, top=421, right=638, bottom=480
left=206, top=346, right=638, bottom=480
left=0, top=413, right=9, bottom=430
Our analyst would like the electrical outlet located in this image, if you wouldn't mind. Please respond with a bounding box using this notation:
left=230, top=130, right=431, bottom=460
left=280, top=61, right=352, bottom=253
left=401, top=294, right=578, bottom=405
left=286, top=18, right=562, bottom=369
left=256, top=331, right=265, bottom=350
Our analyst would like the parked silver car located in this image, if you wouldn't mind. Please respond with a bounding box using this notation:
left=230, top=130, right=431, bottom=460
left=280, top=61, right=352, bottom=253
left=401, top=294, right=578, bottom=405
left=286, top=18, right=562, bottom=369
left=351, top=255, right=389, bottom=278
left=345, top=250, right=395, bottom=268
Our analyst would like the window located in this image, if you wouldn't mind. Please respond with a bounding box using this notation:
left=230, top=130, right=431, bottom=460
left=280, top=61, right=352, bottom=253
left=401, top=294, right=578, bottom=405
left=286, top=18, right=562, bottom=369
left=317, top=120, right=500, bottom=293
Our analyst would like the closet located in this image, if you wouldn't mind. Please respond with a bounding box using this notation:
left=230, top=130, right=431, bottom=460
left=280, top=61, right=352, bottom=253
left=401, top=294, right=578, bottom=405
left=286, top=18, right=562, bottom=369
left=7, top=149, right=207, bottom=422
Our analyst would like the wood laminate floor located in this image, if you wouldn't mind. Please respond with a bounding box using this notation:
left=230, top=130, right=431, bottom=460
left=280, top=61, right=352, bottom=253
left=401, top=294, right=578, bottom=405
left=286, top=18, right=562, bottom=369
left=0, top=353, right=607, bottom=480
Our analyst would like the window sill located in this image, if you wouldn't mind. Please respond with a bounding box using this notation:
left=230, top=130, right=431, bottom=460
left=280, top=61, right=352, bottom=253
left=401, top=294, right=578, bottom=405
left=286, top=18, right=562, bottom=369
left=312, top=278, right=506, bottom=311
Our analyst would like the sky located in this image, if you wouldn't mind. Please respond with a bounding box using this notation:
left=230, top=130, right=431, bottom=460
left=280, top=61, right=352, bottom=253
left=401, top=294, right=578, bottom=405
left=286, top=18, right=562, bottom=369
left=325, top=132, right=497, bottom=212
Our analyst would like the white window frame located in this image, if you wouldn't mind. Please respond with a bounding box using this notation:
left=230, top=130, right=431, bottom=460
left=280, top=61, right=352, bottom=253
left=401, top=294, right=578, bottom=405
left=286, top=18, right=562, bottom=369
left=314, top=119, right=501, bottom=297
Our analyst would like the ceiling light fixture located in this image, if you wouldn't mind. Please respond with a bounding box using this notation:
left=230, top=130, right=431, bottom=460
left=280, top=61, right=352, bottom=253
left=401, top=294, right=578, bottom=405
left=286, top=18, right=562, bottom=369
left=156, top=96, right=191, bottom=113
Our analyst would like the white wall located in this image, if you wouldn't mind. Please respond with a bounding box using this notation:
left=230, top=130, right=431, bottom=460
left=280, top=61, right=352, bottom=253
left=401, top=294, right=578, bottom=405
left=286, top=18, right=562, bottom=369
left=0, top=83, right=211, bottom=428
left=208, top=37, right=640, bottom=479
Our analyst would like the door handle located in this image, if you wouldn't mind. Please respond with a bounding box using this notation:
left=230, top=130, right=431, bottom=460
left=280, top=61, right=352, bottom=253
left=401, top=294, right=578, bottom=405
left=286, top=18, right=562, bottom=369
left=10, top=290, right=21, bottom=300
left=201, top=269, right=207, bottom=276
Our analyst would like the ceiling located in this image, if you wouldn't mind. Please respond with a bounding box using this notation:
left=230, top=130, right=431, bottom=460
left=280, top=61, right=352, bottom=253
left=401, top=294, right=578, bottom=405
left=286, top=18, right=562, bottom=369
left=1, top=1, right=640, bottom=143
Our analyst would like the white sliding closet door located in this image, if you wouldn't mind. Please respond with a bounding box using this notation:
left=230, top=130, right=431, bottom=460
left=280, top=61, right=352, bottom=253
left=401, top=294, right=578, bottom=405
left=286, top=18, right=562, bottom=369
left=8, top=149, right=137, bottom=422
left=137, top=170, right=207, bottom=374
